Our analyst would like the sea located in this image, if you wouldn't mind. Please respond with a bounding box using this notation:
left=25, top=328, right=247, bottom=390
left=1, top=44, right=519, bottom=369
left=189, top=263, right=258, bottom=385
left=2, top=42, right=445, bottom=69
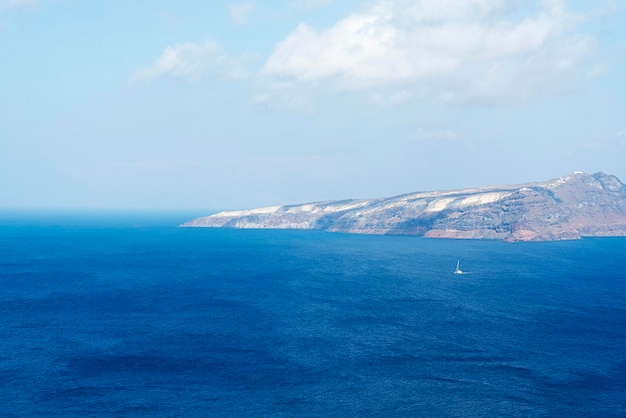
left=1, top=210, right=625, bottom=417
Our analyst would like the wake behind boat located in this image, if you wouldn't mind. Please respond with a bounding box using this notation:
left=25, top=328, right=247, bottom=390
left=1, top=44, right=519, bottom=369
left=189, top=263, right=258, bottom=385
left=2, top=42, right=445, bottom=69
left=454, top=260, right=463, bottom=275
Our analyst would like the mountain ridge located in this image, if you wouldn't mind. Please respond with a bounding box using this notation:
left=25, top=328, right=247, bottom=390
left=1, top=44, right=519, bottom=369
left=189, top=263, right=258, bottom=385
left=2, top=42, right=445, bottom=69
left=182, top=172, right=626, bottom=242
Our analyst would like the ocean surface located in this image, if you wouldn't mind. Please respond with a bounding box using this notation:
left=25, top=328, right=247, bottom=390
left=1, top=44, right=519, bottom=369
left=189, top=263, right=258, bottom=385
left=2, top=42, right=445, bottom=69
left=1, top=211, right=625, bottom=416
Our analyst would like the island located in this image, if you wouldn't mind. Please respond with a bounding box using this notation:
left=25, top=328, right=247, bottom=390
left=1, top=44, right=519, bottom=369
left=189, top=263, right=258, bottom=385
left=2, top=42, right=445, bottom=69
left=181, top=172, right=626, bottom=242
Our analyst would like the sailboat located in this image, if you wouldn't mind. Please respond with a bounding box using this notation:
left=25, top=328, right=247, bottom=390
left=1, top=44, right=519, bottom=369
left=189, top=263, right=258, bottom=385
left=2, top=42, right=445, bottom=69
left=454, top=260, right=463, bottom=275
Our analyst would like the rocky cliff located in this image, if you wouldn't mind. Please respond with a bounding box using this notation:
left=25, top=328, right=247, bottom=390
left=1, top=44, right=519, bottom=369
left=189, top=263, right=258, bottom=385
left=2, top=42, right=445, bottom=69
left=182, top=172, right=626, bottom=242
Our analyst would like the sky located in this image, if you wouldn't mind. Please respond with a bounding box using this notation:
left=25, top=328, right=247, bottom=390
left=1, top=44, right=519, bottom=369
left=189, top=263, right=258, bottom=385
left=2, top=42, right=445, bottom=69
left=1, top=0, right=625, bottom=210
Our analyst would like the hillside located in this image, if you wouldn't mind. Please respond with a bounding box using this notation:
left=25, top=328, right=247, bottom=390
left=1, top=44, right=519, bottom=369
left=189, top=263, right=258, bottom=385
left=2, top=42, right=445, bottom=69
left=182, top=172, right=626, bottom=242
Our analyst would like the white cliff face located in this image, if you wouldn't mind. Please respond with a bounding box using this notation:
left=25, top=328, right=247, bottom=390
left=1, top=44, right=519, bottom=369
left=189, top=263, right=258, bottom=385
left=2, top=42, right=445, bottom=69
left=210, top=206, right=282, bottom=218
left=181, top=172, right=626, bottom=242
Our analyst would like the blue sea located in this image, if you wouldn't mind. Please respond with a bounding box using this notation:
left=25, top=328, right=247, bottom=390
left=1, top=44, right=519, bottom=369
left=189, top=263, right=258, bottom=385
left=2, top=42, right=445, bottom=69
left=1, top=211, right=625, bottom=416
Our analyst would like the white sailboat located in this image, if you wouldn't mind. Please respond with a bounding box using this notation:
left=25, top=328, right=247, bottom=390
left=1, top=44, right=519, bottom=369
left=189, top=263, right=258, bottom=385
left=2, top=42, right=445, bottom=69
left=454, top=260, right=463, bottom=275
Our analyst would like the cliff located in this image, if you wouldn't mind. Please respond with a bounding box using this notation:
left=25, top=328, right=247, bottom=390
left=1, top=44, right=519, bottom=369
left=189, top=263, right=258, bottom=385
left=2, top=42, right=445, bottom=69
left=181, top=172, right=626, bottom=242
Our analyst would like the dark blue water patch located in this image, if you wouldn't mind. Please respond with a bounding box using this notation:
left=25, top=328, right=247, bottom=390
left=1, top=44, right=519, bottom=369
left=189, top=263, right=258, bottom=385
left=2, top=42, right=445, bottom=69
left=1, top=216, right=625, bottom=416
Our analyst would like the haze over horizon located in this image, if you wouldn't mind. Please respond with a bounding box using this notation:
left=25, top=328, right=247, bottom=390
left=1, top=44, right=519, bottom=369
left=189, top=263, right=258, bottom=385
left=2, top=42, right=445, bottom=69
left=2, top=0, right=625, bottom=210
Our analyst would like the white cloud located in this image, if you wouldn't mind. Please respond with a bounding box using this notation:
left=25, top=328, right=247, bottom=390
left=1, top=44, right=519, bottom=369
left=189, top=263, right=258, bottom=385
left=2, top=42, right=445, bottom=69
left=229, top=2, right=254, bottom=26
left=263, top=0, right=594, bottom=104
left=131, top=39, right=256, bottom=84
left=131, top=39, right=223, bottom=83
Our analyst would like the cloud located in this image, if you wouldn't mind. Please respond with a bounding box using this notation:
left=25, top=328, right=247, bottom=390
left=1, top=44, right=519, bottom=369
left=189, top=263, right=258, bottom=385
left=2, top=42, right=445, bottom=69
left=263, top=0, right=595, bottom=104
left=229, top=2, right=254, bottom=26
left=131, top=39, right=223, bottom=83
